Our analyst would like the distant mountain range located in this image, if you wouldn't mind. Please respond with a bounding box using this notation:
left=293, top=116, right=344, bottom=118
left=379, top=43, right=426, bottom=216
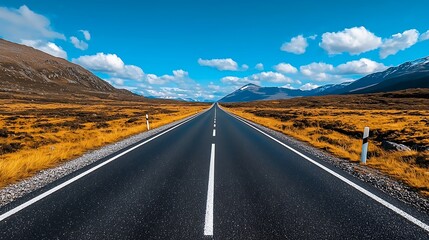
left=0, top=39, right=135, bottom=99
left=219, top=56, right=429, bottom=102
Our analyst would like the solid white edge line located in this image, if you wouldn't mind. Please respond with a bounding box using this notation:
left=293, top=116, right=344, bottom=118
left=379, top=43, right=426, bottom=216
left=204, top=143, right=216, bottom=236
left=213, top=129, right=216, bottom=137
left=222, top=108, right=429, bottom=233
left=0, top=105, right=214, bottom=222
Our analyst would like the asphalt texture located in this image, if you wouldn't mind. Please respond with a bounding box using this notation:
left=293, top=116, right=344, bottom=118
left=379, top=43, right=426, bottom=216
left=0, top=104, right=428, bottom=239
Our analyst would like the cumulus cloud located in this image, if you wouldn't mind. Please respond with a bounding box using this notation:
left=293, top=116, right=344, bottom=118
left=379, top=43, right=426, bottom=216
left=420, top=30, right=429, bottom=41
left=320, top=26, right=382, bottom=55
left=208, top=82, right=221, bottom=91
left=109, top=78, right=125, bottom=86
left=274, top=63, right=298, bottom=74
left=140, top=80, right=221, bottom=101
left=70, top=36, right=88, bottom=50
left=241, top=64, right=249, bottom=71
left=221, top=71, right=294, bottom=86
left=300, top=62, right=334, bottom=81
left=145, top=69, right=189, bottom=85
left=0, top=5, right=65, bottom=42
left=21, top=40, right=67, bottom=59
left=281, top=84, right=296, bottom=89
left=281, top=35, right=308, bottom=54
left=72, top=53, right=144, bottom=80
left=300, top=83, right=320, bottom=90
left=0, top=5, right=68, bottom=58
left=80, top=30, right=91, bottom=41
left=255, top=63, right=264, bottom=71
left=380, top=29, right=419, bottom=59
left=198, top=58, right=239, bottom=71
left=336, top=58, right=388, bottom=74
left=300, top=58, right=386, bottom=81
left=250, top=71, right=294, bottom=83
left=221, top=76, right=256, bottom=86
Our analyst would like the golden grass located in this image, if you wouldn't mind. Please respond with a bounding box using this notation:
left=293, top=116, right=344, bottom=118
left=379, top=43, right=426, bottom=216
left=222, top=104, right=429, bottom=196
left=0, top=99, right=209, bottom=188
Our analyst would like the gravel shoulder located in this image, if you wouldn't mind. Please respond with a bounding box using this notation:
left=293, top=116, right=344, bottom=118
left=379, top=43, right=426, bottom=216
left=0, top=111, right=204, bottom=208
left=227, top=110, right=429, bottom=213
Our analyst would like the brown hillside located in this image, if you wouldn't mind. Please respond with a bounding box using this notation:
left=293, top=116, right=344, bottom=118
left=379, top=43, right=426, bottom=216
left=0, top=38, right=134, bottom=98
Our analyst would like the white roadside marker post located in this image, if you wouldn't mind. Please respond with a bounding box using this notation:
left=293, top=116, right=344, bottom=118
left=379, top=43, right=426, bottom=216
left=361, top=127, right=370, bottom=164
left=146, top=114, right=150, bottom=131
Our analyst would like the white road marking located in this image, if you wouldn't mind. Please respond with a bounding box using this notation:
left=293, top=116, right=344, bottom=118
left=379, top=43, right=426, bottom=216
left=0, top=108, right=211, bottom=222
left=224, top=110, right=429, bottom=233
left=204, top=144, right=216, bottom=236
left=214, top=124, right=216, bottom=128
left=213, top=129, right=216, bottom=137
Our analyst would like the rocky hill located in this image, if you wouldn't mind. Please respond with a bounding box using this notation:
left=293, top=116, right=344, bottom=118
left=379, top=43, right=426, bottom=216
left=0, top=39, right=134, bottom=99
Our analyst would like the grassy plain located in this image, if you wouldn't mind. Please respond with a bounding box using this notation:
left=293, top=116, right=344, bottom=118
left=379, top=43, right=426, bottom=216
left=221, top=89, right=429, bottom=196
left=0, top=94, right=209, bottom=188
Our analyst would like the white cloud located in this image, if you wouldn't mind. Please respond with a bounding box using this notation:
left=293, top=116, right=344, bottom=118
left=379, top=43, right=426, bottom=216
left=0, top=5, right=65, bottom=42
left=221, top=76, right=257, bottom=86
left=110, top=78, right=125, bottom=86
left=208, top=82, right=221, bottom=91
left=320, top=26, right=382, bottom=55
left=70, top=36, right=88, bottom=50
left=420, top=30, right=429, bottom=41
left=221, top=71, right=294, bottom=86
left=281, top=35, right=308, bottom=54
left=72, top=53, right=144, bottom=80
left=145, top=69, right=189, bottom=85
left=21, top=40, right=67, bottom=59
left=274, top=63, right=298, bottom=74
left=140, top=79, right=221, bottom=101
left=300, top=62, right=334, bottom=81
left=198, top=58, right=239, bottom=71
left=241, top=64, right=249, bottom=71
left=255, top=63, right=264, bottom=71
left=281, top=84, right=296, bottom=89
left=336, top=58, right=388, bottom=74
left=380, top=29, right=419, bottom=59
left=250, top=71, right=294, bottom=83
left=300, top=58, right=386, bottom=82
left=300, top=83, right=319, bottom=90
left=80, top=30, right=91, bottom=41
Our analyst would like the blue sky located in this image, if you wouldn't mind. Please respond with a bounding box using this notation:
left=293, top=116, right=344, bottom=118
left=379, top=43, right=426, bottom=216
left=1, top=0, right=429, bottom=101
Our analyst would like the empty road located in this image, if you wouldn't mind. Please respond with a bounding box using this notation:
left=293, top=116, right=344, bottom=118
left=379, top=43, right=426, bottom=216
left=0, top=104, right=428, bottom=239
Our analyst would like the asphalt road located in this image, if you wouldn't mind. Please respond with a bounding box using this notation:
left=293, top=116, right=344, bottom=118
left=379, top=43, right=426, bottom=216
left=0, top=104, right=428, bottom=239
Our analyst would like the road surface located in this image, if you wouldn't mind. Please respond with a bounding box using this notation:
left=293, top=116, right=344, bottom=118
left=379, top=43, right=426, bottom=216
left=0, top=104, right=428, bottom=239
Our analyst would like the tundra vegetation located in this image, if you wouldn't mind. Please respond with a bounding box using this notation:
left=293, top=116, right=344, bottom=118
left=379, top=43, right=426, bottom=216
left=0, top=94, right=209, bottom=188
left=221, top=89, right=429, bottom=196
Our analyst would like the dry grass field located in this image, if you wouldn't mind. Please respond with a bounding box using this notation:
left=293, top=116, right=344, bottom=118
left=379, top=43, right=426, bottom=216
left=0, top=94, right=209, bottom=188
left=221, top=89, right=429, bottom=196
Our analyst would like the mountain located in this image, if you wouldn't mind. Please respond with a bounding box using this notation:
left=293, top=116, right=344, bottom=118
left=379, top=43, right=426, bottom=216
left=219, top=84, right=308, bottom=103
left=311, top=81, right=354, bottom=95
left=219, top=82, right=357, bottom=103
left=0, top=38, right=134, bottom=98
left=220, top=56, right=429, bottom=102
left=332, top=56, right=429, bottom=94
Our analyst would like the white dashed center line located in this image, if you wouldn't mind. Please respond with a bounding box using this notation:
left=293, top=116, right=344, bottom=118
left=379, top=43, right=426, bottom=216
left=204, top=144, right=216, bottom=236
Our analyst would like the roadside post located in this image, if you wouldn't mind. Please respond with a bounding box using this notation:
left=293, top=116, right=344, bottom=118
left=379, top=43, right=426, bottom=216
left=146, top=114, right=150, bottom=130
left=361, top=127, right=370, bottom=164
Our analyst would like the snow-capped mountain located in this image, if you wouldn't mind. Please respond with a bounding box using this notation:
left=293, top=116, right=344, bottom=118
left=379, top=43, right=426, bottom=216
left=219, top=56, right=429, bottom=102
left=310, top=81, right=354, bottom=95
left=332, top=56, right=429, bottom=94
left=219, top=84, right=307, bottom=102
